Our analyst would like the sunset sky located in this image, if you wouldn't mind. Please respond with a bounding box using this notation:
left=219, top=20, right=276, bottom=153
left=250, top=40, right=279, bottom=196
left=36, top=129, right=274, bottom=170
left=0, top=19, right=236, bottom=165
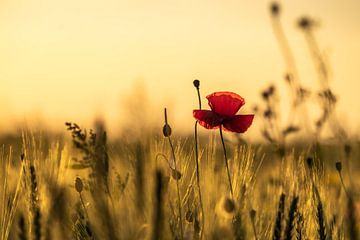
left=0, top=0, right=359, bottom=138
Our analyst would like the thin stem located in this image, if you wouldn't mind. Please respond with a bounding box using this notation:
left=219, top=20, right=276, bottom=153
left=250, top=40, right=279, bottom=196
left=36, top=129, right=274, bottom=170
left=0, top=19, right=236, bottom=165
left=251, top=217, right=258, bottom=240
left=194, top=83, right=205, bottom=239
left=219, top=125, right=233, bottom=197
left=168, top=137, right=184, bottom=240
left=194, top=121, right=205, bottom=239
left=337, top=171, right=350, bottom=198
left=196, top=88, right=202, bottom=109
left=79, top=193, right=95, bottom=240
left=79, top=193, right=90, bottom=221
left=164, top=108, right=168, bottom=124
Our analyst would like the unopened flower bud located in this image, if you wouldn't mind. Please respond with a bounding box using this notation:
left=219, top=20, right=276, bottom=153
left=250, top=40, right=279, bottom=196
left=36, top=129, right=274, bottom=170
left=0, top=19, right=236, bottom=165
left=75, top=177, right=83, bottom=193
left=162, top=108, right=172, bottom=137
left=193, top=79, right=200, bottom=88
left=162, top=124, right=172, bottom=137
left=250, top=209, right=256, bottom=220
left=223, top=197, right=235, bottom=213
left=335, top=162, right=342, bottom=172
left=306, top=157, right=313, bottom=169
left=171, top=168, right=182, bottom=180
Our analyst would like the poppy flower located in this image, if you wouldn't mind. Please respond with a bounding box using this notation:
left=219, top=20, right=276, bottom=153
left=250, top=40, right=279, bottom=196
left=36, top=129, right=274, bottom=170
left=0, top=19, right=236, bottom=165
left=193, top=92, right=254, bottom=133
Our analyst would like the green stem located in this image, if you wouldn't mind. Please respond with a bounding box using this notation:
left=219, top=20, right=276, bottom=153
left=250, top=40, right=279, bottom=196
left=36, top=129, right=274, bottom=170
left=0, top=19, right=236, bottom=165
left=168, top=137, right=184, bottom=240
left=219, top=125, right=233, bottom=197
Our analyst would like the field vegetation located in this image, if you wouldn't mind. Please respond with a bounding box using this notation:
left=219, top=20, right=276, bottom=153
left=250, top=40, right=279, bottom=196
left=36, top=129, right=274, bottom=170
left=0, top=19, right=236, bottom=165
left=0, top=2, right=359, bottom=240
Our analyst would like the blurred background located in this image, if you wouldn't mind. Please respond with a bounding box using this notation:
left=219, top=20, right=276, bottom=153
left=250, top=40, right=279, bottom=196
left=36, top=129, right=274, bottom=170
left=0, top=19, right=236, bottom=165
left=0, top=0, right=359, bottom=140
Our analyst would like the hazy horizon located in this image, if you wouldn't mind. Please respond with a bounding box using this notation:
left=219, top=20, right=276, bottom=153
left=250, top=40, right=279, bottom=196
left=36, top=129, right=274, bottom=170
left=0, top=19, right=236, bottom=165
left=1, top=0, right=359, bottom=140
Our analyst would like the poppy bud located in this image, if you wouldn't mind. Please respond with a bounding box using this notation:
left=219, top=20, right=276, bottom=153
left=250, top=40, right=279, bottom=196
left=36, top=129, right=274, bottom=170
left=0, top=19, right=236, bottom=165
left=193, top=79, right=200, bottom=88
left=249, top=209, right=256, bottom=220
left=162, top=124, right=172, bottom=137
left=75, top=176, right=83, bottom=193
left=306, top=157, right=313, bottom=169
left=171, top=168, right=182, bottom=180
left=335, top=162, right=342, bottom=172
left=223, top=197, right=235, bottom=213
left=163, top=108, right=172, bottom=137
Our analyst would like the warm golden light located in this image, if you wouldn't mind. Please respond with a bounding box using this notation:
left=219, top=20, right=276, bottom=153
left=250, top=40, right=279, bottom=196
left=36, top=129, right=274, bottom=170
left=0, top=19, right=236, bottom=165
left=0, top=0, right=359, bottom=137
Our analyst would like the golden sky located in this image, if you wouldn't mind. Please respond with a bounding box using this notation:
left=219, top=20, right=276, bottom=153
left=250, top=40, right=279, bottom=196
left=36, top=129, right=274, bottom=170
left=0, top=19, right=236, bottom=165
left=0, top=0, right=359, bottom=138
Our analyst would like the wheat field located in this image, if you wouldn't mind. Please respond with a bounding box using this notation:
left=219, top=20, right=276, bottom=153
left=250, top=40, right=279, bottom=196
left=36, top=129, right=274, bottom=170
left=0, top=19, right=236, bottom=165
left=1, top=2, right=359, bottom=240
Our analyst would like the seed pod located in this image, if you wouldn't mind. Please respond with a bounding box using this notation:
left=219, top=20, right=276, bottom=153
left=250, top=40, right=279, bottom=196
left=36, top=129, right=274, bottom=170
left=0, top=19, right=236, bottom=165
left=250, top=209, right=256, bottom=220
left=75, top=177, right=84, bottom=193
left=223, top=197, right=235, bottom=213
left=162, top=124, right=172, bottom=137
left=335, top=162, right=342, bottom=172
left=306, top=157, right=313, bottom=169
left=171, top=168, right=182, bottom=180
left=193, top=79, right=200, bottom=88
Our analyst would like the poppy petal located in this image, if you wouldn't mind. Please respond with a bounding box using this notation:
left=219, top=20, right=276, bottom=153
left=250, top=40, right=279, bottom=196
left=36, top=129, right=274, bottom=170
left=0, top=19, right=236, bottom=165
left=193, top=110, right=222, bottom=129
left=207, top=92, right=245, bottom=117
left=223, top=114, right=254, bottom=133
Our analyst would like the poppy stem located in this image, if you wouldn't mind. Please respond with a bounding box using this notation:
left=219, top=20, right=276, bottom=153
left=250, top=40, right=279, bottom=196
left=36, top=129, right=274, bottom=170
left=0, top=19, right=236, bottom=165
left=337, top=170, right=350, bottom=198
left=194, top=121, right=205, bottom=239
left=167, top=136, right=184, bottom=240
left=193, top=80, right=205, bottom=239
left=196, top=88, right=202, bottom=109
left=219, top=125, right=234, bottom=197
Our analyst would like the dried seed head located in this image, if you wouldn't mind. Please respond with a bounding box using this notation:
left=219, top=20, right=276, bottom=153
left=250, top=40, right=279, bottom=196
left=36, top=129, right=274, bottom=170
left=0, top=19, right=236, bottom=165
left=250, top=209, right=256, bottom=220
left=270, top=2, right=280, bottom=16
left=264, top=109, right=273, bottom=118
left=75, top=177, right=83, bottom=193
left=223, top=197, right=235, bottom=213
left=193, top=79, right=200, bottom=88
left=335, top=162, right=342, bottom=172
left=344, top=144, right=351, bottom=158
left=306, top=157, right=313, bottom=169
left=298, top=17, right=314, bottom=30
left=185, top=210, right=194, bottom=223
left=262, top=91, right=270, bottom=100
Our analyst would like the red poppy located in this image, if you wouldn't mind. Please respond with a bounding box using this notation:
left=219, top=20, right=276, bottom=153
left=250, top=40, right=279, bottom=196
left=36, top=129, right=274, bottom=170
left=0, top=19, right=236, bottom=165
left=193, top=92, right=254, bottom=133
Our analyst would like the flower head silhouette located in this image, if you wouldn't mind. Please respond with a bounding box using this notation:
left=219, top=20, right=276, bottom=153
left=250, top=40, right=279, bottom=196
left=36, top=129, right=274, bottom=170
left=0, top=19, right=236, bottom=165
left=193, top=92, right=254, bottom=133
